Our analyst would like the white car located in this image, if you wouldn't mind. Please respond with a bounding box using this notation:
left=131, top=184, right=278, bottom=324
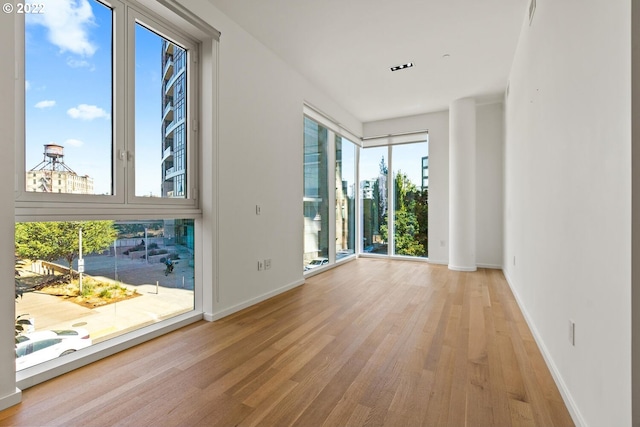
left=15, top=328, right=92, bottom=371
left=304, top=258, right=329, bottom=271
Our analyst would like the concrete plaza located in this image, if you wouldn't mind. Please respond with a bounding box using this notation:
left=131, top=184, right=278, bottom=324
left=15, top=249, right=195, bottom=344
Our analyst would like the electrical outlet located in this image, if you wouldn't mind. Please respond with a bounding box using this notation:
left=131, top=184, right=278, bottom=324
left=257, top=260, right=264, bottom=271
left=264, top=259, right=271, bottom=270
left=569, top=320, right=575, bottom=346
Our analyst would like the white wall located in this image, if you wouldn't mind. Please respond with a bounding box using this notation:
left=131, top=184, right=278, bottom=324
left=476, top=103, right=504, bottom=268
left=0, top=11, right=22, bottom=411
left=177, top=0, right=363, bottom=319
left=503, top=1, right=631, bottom=426
left=633, top=3, right=640, bottom=425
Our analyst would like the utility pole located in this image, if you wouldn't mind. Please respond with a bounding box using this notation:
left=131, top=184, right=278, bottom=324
left=78, top=228, right=84, bottom=294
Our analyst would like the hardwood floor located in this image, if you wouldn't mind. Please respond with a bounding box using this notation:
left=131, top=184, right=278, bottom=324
left=0, top=258, right=574, bottom=426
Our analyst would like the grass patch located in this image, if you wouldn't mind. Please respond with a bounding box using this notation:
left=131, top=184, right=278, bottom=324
left=39, top=276, right=139, bottom=308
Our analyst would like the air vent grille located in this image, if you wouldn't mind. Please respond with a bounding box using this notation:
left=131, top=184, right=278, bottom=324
left=390, top=62, right=414, bottom=72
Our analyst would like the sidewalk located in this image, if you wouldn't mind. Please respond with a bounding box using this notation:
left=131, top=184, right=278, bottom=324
left=15, top=250, right=195, bottom=344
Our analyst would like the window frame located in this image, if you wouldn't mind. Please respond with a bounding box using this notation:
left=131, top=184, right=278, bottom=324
left=359, top=138, right=430, bottom=261
left=303, top=110, right=360, bottom=274
left=15, top=0, right=201, bottom=216
left=13, top=0, right=219, bottom=388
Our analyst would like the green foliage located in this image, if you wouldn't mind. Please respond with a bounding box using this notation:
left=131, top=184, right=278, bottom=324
left=391, top=171, right=428, bottom=257
left=80, top=282, right=95, bottom=298
left=113, top=222, right=163, bottom=237
left=15, top=221, right=118, bottom=271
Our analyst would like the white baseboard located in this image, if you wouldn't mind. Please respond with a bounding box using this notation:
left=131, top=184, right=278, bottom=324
left=428, top=260, right=502, bottom=270
left=204, top=278, right=305, bottom=322
left=502, top=269, right=586, bottom=427
left=447, top=264, right=477, bottom=272
left=476, top=263, right=502, bottom=269
left=0, top=388, right=22, bottom=411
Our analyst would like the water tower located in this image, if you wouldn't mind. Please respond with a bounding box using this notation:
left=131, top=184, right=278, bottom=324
left=26, top=144, right=94, bottom=194
left=30, top=144, right=76, bottom=173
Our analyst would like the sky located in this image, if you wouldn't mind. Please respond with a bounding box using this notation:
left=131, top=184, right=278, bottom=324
left=359, top=141, right=429, bottom=188
left=25, top=0, right=167, bottom=196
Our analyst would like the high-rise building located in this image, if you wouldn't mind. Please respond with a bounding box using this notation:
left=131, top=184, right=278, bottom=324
left=422, top=155, right=429, bottom=190
left=161, top=40, right=187, bottom=198
left=26, top=144, right=93, bottom=194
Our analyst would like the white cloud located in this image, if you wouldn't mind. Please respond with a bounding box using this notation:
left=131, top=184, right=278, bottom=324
left=27, top=0, right=97, bottom=57
left=64, top=138, right=84, bottom=147
left=66, top=58, right=93, bottom=69
left=35, top=100, right=56, bottom=109
left=67, top=104, right=110, bottom=120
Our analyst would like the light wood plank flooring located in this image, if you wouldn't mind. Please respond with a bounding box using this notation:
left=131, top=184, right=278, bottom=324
left=0, top=258, right=574, bottom=426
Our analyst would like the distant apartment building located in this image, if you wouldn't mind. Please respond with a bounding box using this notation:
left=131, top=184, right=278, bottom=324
left=422, top=155, right=429, bottom=190
left=360, top=179, right=376, bottom=200
left=161, top=40, right=187, bottom=198
left=26, top=144, right=93, bottom=194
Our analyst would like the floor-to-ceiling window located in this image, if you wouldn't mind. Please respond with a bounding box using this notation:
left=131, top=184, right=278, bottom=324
left=303, top=112, right=359, bottom=272
left=303, top=110, right=428, bottom=267
left=16, top=0, right=214, bottom=378
left=392, top=142, right=429, bottom=258
left=303, top=117, right=329, bottom=268
left=335, top=136, right=356, bottom=260
left=360, top=146, right=388, bottom=255
left=360, top=140, right=428, bottom=258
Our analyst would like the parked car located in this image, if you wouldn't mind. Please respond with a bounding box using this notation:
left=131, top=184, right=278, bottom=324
left=304, top=257, right=329, bottom=271
left=15, top=328, right=92, bottom=371
left=15, top=314, right=35, bottom=335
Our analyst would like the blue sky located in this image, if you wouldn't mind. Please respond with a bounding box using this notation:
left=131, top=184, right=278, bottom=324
left=25, top=0, right=164, bottom=196
left=360, top=141, right=428, bottom=188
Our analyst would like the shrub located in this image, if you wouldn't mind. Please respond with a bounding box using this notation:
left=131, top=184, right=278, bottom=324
left=81, top=283, right=95, bottom=297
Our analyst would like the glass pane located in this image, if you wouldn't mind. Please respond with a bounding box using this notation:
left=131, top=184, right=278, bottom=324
left=360, top=147, right=388, bottom=255
left=303, top=117, right=329, bottom=270
left=135, top=24, right=188, bottom=198
left=335, top=136, right=356, bottom=260
left=15, top=219, right=195, bottom=371
left=392, top=142, right=429, bottom=257
left=25, top=0, right=113, bottom=195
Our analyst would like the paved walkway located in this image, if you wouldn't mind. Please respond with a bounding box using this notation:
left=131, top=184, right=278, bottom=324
left=16, top=249, right=195, bottom=344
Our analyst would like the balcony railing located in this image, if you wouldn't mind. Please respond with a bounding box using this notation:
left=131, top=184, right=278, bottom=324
left=163, top=103, right=174, bottom=122
left=163, top=58, right=174, bottom=81
left=161, top=147, right=173, bottom=163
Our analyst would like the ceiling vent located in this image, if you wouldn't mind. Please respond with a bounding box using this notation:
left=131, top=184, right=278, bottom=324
left=390, top=62, right=414, bottom=72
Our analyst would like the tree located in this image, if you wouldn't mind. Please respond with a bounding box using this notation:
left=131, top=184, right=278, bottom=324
left=392, top=171, right=427, bottom=257
left=374, top=156, right=388, bottom=243
left=414, top=188, right=429, bottom=256
left=15, top=221, right=118, bottom=274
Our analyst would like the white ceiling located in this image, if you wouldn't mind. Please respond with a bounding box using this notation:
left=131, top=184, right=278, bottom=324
left=206, top=0, right=528, bottom=123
